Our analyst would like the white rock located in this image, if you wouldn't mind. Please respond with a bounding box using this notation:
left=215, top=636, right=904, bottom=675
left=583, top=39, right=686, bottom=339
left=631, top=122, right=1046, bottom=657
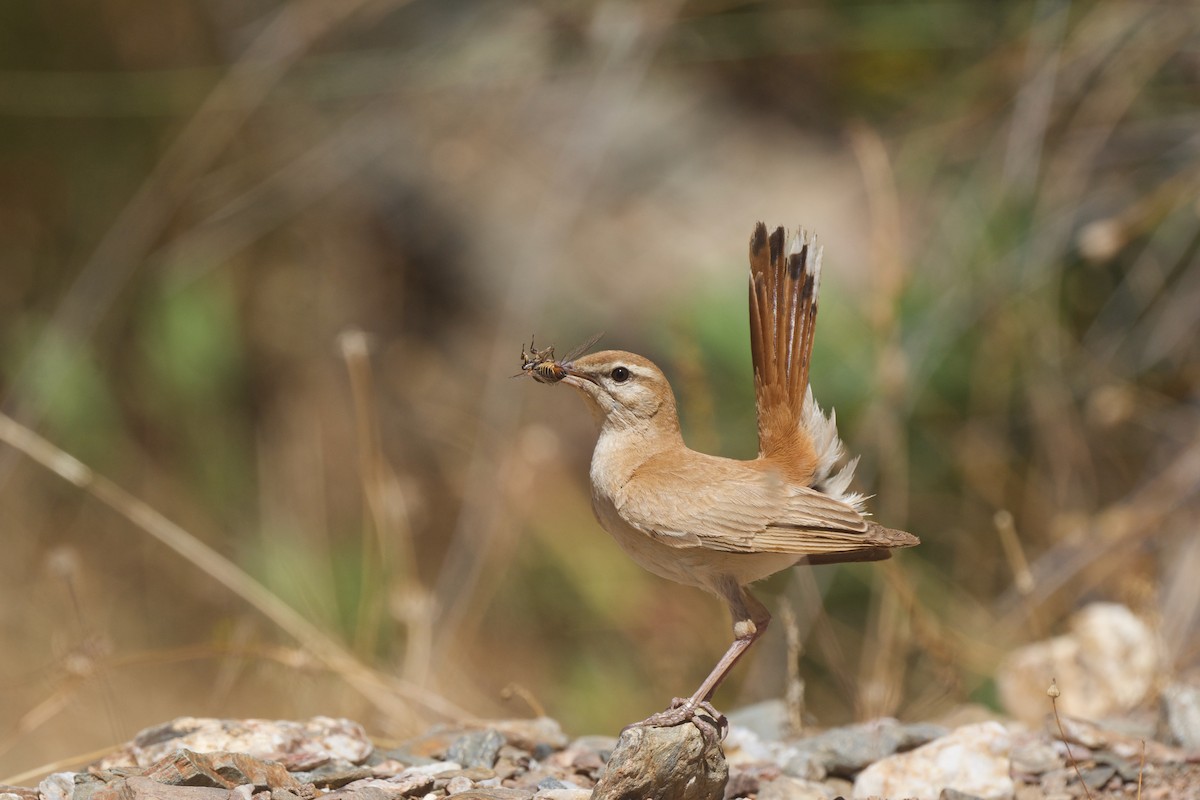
left=758, top=775, right=837, bottom=800
left=37, top=773, right=76, bottom=800
left=445, top=776, right=474, bottom=794
left=852, top=721, right=1014, bottom=800
left=1163, top=681, right=1200, bottom=748
left=532, top=791, right=591, bottom=800
left=997, top=602, right=1160, bottom=724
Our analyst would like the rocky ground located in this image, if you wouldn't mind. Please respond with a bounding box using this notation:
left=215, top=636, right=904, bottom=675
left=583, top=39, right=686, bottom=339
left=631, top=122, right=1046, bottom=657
left=3, top=694, right=1197, bottom=800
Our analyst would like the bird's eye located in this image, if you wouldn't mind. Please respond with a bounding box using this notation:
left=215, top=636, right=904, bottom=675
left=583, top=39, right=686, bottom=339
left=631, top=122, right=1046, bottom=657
left=610, top=366, right=631, bottom=383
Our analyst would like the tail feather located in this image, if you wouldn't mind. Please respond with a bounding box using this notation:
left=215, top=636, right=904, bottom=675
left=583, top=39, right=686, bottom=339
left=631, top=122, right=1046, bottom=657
left=749, top=223, right=822, bottom=479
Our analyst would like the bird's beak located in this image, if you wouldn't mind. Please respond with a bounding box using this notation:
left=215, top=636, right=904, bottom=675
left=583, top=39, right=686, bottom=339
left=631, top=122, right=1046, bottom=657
left=561, top=364, right=598, bottom=389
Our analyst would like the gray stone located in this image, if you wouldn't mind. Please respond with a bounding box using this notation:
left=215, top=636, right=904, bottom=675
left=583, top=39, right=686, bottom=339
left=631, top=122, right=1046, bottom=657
left=1009, top=740, right=1061, bottom=775
left=791, top=718, right=906, bottom=777
left=726, top=700, right=790, bottom=742
left=779, top=751, right=825, bottom=782
left=899, top=722, right=950, bottom=749
left=1079, top=764, right=1117, bottom=791
left=448, top=731, right=506, bottom=770
left=289, top=761, right=372, bottom=789
left=592, top=724, right=727, bottom=800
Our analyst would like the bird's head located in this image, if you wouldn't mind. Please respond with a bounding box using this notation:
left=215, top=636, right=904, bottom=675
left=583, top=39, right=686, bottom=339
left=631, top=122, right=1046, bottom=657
left=559, top=350, right=679, bottom=432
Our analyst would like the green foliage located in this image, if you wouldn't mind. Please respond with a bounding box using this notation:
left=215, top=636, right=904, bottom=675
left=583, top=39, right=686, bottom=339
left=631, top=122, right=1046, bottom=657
left=18, top=324, right=121, bottom=465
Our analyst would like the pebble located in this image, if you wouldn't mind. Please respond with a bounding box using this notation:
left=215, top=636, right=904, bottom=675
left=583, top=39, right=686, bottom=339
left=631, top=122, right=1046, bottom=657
left=17, top=704, right=1200, bottom=800
left=791, top=717, right=945, bottom=777
left=1008, top=739, right=1062, bottom=775
left=447, top=731, right=506, bottom=770
left=36, top=775, right=75, bottom=800
left=852, top=721, right=1014, bottom=800
left=445, top=777, right=474, bottom=794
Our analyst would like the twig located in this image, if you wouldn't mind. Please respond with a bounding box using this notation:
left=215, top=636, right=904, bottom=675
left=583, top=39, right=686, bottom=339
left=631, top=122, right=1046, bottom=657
left=339, top=329, right=434, bottom=685
left=1048, top=679, right=1094, bottom=800
left=778, top=599, right=804, bottom=736
left=500, top=683, right=546, bottom=718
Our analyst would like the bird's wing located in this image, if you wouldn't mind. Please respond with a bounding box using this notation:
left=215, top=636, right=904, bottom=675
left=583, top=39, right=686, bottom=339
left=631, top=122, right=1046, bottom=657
left=748, top=223, right=822, bottom=483
left=616, top=452, right=904, bottom=556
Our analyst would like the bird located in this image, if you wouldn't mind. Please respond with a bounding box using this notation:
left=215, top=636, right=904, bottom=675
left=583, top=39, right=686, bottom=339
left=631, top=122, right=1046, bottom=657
left=524, top=222, right=918, bottom=735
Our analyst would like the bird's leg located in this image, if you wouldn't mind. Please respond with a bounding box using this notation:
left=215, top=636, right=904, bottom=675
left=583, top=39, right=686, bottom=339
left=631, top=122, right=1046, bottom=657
left=629, top=580, right=771, bottom=742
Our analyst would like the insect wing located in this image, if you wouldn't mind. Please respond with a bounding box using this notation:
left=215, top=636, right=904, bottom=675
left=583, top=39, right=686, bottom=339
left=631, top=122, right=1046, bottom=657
left=560, top=332, right=603, bottom=364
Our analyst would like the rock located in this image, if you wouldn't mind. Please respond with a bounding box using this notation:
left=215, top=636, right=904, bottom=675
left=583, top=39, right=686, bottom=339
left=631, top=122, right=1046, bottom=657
left=564, top=735, right=618, bottom=763
left=791, top=718, right=943, bottom=778
left=726, top=701, right=790, bottom=742
left=997, top=603, right=1161, bottom=724
left=1008, top=739, right=1062, bottom=775
left=329, top=776, right=436, bottom=799
left=779, top=752, right=825, bottom=782
left=448, top=731, right=506, bottom=770
left=531, top=791, right=589, bottom=800
left=0, top=787, right=38, bottom=800
left=938, top=790, right=984, bottom=800
left=852, top=722, right=1014, bottom=800
left=1162, top=680, right=1200, bottom=748
left=1078, top=764, right=1117, bottom=792
left=489, top=718, right=569, bottom=752
left=99, top=718, right=374, bottom=771
left=722, top=727, right=776, bottom=766
left=140, top=750, right=301, bottom=790
left=1052, top=715, right=1186, bottom=763
left=446, top=776, right=475, bottom=794
left=756, top=776, right=835, bottom=800
left=592, top=724, right=727, bottom=800
left=89, top=777, right=234, bottom=800
left=289, top=761, right=372, bottom=789
left=37, top=774, right=77, bottom=800
left=444, top=790, right=533, bottom=800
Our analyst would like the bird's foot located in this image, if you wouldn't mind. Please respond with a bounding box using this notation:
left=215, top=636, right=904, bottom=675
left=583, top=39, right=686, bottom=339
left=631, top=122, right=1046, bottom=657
left=623, top=697, right=728, bottom=745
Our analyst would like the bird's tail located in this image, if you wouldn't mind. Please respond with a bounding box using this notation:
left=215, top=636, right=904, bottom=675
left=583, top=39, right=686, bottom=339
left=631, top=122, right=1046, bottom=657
left=748, top=224, right=823, bottom=475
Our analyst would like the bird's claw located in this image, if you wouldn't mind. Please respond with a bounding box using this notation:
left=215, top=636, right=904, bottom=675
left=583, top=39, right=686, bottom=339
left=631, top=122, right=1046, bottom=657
left=623, top=698, right=728, bottom=745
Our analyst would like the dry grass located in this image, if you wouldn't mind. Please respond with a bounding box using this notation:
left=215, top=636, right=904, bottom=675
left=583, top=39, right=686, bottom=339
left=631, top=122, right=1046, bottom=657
left=1, top=0, right=1198, bottom=782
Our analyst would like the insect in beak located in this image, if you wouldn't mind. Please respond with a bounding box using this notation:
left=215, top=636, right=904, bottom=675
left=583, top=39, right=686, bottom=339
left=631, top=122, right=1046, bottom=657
left=515, top=332, right=603, bottom=385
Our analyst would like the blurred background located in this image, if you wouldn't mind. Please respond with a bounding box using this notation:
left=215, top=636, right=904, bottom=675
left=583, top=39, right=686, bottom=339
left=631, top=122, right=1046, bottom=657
left=3, top=0, right=1199, bottom=780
